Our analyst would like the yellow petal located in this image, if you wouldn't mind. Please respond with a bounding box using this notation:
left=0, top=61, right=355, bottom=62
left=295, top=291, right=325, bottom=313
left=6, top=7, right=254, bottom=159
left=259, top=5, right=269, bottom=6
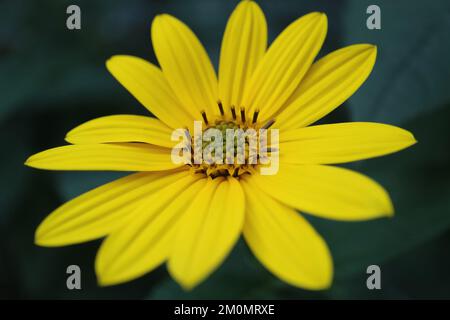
left=276, top=44, right=377, bottom=129
left=242, top=12, right=327, bottom=123
left=35, top=170, right=188, bottom=246
left=65, top=115, right=175, bottom=148
left=152, top=14, right=218, bottom=121
left=25, top=143, right=180, bottom=171
left=218, top=0, right=267, bottom=119
left=106, top=55, right=193, bottom=129
left=251, top=164, right=393, bottom=221
left=280, top=122, right=417, bottom=164
left=168, top=177, right=245, bottom=290
left=241, top=178, right=333, bottom=290
left=96, top=174, right=206, bottom=286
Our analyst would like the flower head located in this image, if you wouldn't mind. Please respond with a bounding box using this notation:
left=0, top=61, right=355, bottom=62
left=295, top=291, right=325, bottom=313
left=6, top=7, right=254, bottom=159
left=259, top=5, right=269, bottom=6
left=25, top=0, right=416, bottom=290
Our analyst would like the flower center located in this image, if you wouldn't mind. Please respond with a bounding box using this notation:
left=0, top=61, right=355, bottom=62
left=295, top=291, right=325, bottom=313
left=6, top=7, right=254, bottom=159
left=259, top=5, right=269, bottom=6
left=187, top=102, right=277, bottom=178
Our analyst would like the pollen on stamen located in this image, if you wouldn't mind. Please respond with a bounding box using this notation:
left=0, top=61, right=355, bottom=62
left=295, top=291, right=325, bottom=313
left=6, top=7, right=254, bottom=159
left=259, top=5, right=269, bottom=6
left=201, top=111, right=209, bottom=125
left=252, top=111, right=259, bottom=124
left=240, top=108, right=246, bottom=123
left=231, top=106, right=237, bottom=120
left=217, top=101, right=224, bottom=116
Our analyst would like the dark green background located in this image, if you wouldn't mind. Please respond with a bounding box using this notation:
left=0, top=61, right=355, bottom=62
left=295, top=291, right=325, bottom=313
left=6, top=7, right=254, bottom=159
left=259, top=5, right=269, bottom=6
left=1, top=0, right=450, bottom=299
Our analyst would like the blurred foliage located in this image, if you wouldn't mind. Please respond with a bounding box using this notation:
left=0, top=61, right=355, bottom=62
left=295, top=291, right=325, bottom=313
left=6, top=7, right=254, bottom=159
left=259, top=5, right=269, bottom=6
left=1, top=0, right=450, bottom=299
left=343, top=0, right=450, bottom=124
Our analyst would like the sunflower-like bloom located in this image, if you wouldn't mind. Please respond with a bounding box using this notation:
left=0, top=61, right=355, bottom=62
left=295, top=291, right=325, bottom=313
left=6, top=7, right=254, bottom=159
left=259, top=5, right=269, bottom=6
left=25, top=1, right=416, bottom=290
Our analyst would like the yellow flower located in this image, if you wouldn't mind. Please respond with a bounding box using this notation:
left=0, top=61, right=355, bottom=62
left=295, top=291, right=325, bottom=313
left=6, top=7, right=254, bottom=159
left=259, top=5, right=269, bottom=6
left=25, top=0, right=416, bottom=290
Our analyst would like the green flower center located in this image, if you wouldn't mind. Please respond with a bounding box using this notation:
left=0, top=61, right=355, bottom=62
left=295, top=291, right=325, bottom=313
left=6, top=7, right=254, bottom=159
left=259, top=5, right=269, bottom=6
left=190, top=120, right=257, bottom=178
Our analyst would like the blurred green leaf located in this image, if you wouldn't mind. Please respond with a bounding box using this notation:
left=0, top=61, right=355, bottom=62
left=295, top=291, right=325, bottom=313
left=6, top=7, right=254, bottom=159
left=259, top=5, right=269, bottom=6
left=0, top=122, right=29, bottom=224
left=326, top=230, right=450, bottom=299
left=342, top=0, right=450, bottom=124
left=57, top=172, right=126, bottom=202
left=0, top=0, right=158, bottom=121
